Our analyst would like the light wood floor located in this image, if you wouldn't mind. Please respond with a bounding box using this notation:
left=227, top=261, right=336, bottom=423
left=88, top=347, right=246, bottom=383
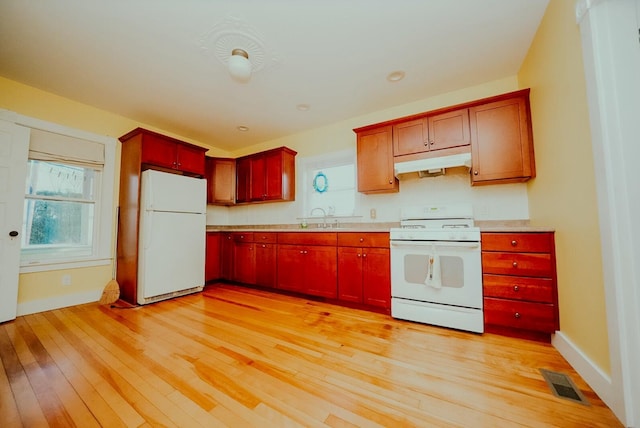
left=0, top=283, right=621, bottom=427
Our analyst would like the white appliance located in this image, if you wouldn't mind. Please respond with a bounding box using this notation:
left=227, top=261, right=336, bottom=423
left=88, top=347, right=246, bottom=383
left=138, top=169, right=206, bottom=305
left=390, top=205, right=483, bottom=333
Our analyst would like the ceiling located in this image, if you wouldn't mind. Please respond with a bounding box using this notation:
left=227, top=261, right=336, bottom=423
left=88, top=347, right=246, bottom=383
left=0, top=0, right=549, bottom=153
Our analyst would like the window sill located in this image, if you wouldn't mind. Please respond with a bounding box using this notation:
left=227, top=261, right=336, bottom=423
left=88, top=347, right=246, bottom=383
left=19, top=257, right=111, bottom=274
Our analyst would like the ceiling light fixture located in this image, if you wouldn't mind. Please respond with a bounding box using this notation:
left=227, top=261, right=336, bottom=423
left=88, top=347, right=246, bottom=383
left=236, top=125, right=249, bottom=132
left=387, top=70, right=406, bottom=82
left=228, top=48, right=252, bottom=83
left=296, top=104, right=310, bottom=111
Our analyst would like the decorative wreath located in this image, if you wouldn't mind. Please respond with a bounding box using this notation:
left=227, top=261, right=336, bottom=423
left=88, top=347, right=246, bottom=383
left=312, top=171, right=328, bottom=193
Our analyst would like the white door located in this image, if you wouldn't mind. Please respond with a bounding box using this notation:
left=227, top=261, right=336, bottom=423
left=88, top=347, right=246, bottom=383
left=0, top=120, right=30, bottom=323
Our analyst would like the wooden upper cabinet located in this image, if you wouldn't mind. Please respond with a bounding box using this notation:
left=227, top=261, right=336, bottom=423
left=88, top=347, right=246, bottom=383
left=470, top=92, right=535, bottom=185
left=356, top=125, right=398, bottom=194
left=428, top=108, right=471, bottom=151
left=120, top=128, right=206, bottom=176
left=393, top=108, right=470, bottom=157
left=205, top=157, right=235, bottom=205
left=236, top=147, right=296, bottom=204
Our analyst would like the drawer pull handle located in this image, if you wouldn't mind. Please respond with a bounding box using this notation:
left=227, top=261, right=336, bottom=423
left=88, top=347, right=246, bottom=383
left=359, top=238, right=364, bottom=242
left=514, top=312, right=521, bottom=319
left=512, top=261, right=518, bottom=268
left=513, top=285, right=520, bottom=292
left=511, top=240, right=518, bottom=246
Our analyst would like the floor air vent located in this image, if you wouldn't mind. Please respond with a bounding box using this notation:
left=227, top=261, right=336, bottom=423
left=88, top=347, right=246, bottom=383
left=540, top=369, right=590, bottom=405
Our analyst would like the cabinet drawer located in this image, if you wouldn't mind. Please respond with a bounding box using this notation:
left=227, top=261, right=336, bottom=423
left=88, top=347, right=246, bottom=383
left=482, top=252, right=552, bottom=277
left=481, top=232, right=552, bottom=253
left=337, top=232, right=389, bottom=248
left=483, top=274, right=553, bottom=303
left=277, top=232, right=337, bottom=246
left=484, top=297, right=556, bottom=333
left=233, top=232, right=254, bottom=242
left=254, top=232, right=277, bottom=243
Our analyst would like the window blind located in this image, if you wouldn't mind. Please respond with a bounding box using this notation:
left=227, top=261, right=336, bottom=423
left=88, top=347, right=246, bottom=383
left=29, top=129, right=105, bottom=169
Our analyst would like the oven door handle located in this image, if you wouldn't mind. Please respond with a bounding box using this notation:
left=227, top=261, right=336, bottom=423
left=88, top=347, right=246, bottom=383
left=390, top=241, right=480, bottom=249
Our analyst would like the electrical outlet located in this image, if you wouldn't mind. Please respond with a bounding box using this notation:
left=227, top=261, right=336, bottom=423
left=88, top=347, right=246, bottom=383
left=61, top=274, right=72, bottom=286
left=370, top=208, right=377, bottom=219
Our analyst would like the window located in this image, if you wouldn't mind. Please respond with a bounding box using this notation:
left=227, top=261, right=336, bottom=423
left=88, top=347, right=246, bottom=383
left=302, top=149, right=356, bottom=217
left=18, top=126, right=115, bottom=272
left=22, top=160, right=100, bottom=261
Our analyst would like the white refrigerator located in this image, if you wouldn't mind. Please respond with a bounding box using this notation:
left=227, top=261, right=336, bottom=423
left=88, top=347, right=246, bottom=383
left=138, top=169, right=207, bottom=305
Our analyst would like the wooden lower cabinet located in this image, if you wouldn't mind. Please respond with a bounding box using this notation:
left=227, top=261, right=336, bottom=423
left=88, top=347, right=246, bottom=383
left=277, top=244, right=337, bottom=298
left=255, top=233, right=277, bottom=288
left=337, top=232, right=390, bottom=310
left=233, top=241, right=256, bottom=284
left=220, top=232, right=234, bottom=281
left=205, top=232, right=221, bottom=282
left=481, top=231, right=558, bottom=341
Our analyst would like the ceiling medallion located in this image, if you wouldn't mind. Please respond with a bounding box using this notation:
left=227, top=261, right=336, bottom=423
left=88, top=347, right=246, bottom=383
left=198, top=14, right=280, bottom=75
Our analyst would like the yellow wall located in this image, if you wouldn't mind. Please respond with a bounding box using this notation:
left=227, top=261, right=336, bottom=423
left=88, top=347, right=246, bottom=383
left=0, top=76, right=221, bottom=307
left=518, top=1, right=610, bottom=372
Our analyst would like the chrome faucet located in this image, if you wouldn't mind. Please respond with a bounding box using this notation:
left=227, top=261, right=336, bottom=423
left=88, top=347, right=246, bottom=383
left=310, top=207, right=327, bottom=228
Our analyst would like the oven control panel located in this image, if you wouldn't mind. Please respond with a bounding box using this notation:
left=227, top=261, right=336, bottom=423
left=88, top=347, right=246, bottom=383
left=390, top=227, right=481, bottom=242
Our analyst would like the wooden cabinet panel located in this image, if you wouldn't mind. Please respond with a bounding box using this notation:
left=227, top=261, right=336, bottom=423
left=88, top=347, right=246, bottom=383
left=304, top=246, right=337, bottom=298
left=276, top=245, right=307, bottom=293
left=337, top=236, right=390, bottom=310
left=337, top=247, right=363, bottom=303
left=482, top=252, right=553, bottom=278
left=276, top=244, right=337, bottom=298
left=484, top=297, right=556, bottom=333
left=337, top=232, right=389, bottom=248
left=428, top=108, right=470, bottom=151
left=277, top=232, right=337, bottom=246
left=481, top=231, right=558, bottom=338
left=237, top=147, right=296, bottom=204
left=362, top=248, right=390, bottom=309
left=483, top=274, right=553, bottom=303
left=482, top=232, right=552, bottom=253
left=470, top=94, right=535, bottom=184
left=205, top=232, right=221, bottom=282
left=235, top=157, right=251, bottom=203
left=140, top=134, right=176, bottom=170
left=205, top=157, right=235, bottom=205
left=255, top=243, right=277, bottom=288
left=356, top=126, right=398, bottom=194
left=176, top=144, right=206, bottom=176
left=254, top=232, right=277, bottom=244
left=393, top=118, right=427, bottom=156
left=220, top=232, right=234, bottom=281
left=136, top=129, right=206, bottom=176
left=233, top=242, right=256, bottom=284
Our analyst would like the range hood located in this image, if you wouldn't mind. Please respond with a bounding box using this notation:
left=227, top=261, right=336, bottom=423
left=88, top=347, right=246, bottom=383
left=394, top=152, right=472, bottom=178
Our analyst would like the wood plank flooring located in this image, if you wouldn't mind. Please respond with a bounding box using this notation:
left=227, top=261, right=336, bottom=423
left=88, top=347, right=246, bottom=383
left=0, top=283, right=622, bottom=427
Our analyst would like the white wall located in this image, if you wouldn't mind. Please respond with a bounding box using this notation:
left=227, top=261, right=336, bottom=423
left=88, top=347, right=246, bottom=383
left=207, top=165, right=529, bottom=226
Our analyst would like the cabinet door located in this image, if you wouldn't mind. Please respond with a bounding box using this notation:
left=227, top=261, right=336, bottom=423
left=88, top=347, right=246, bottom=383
left=255, top=243, right=277, bottom=288
left=356, top=126, right=398, bottom=194
left=305, top=246, right=337, bottom=298
left=263, top=150, right=285, bottom=200
left=236, top=156, right=251, bottom=203
left=206, top=157, right=236, bottom=205
left=427, top=108, right=470, bottom=151
left=141, top=136, right=177, bottom=170
left=470, top=96, right=535, bottom=184
left=205, top=232, right=221, bottom=282
left=276, top=245, right=306, bottom=293
left=393, top=118, right=427, bottom=156
left=220, top=233, right=234, bottom=280
left=233, top=242, right=256, bottom=284
left=362, top=248, right=390, bottom=309
left=249, top=155, right=266, bottom=201
left=176, top=144, right=206, bottom=176
left=337, top=247, right=363, bottom=303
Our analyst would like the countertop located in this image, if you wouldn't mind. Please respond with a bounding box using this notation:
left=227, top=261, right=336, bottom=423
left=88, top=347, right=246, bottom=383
left=206, top=220, right=555, bottom=233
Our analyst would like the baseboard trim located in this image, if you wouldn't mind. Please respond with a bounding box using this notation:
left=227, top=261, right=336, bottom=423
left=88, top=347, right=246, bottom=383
left=17, top=289, right=102, bottom=316
left=552, top=330, right=613, bottom=407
